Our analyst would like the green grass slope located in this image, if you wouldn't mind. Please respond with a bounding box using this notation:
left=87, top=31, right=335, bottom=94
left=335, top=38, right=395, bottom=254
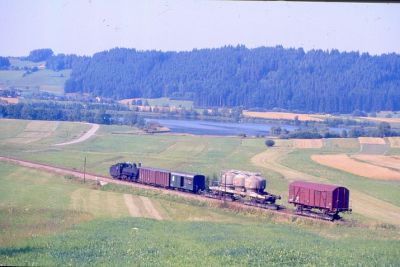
left=0, top=69, right=70, bottom=94
left=0, top=162, right=399, bottom=266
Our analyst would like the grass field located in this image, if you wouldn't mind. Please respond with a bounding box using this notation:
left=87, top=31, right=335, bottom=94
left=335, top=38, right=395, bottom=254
left=0, top=69, right=70, bottom=94
left=8, top=58, right=44, bottom=68
left=0, top=119, right=400, bottom=265
left=1, top=162, right=399, bottom=266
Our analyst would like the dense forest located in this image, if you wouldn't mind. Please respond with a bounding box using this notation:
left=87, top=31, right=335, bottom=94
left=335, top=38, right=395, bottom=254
left=0, top=56, right=10, bottom=69
left=26, top=48, right=54, bottom=62
left=53, top=46, right=400, bottom=112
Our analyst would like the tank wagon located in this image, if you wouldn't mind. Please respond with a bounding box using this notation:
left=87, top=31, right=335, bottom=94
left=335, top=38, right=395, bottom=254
left=109, top=162, right=206, bottom=193
left=206, top=170, right=281, bottom=210
left=288, top=181, right=351, bottom=221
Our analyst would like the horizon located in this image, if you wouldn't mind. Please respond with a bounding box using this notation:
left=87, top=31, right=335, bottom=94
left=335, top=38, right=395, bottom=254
left=9, top=43, right=400, bottom=58
left=0, top=0, right=399, bottom=57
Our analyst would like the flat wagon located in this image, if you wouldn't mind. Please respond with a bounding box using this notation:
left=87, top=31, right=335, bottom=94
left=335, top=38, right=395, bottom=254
left=288, top=181, right=351, bottom=220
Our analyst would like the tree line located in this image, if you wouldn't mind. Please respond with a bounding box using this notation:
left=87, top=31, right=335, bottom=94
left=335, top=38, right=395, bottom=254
left=60, top=46, right=400, bottom=113
left=0, top=101, right=144, bottom=127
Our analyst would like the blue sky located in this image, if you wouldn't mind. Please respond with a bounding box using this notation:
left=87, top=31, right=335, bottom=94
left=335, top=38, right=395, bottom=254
left=0, top=0, right=399, bottom=56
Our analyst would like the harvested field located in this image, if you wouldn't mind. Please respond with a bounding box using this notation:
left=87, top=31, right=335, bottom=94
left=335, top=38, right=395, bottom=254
left=351, top=155, right=400, bottom=172
left=70, top=188, right=129, bottom=218
left=0, top=97, right=19, bottom=104
left=123, top=194, right=163, bottom=220
left=364, top=117, right=400, bottom=124
left=118, top=98, right=139, bottom=105
left=358, top=137, right=386, bottom=144
left=358, top=137, right=389, bottom=154
left=7, top=121, right=59, bottom=144
left=323, top=138, right=360, bottom=150
left=242, top=111, right=324, bottom=122
left=293, top=139, right=323, bottom=149
left=311, top=154, right=400, bottom=181
left=388, top=137, right=400, bottom=148
left=360, top=143, right=389, bottom=155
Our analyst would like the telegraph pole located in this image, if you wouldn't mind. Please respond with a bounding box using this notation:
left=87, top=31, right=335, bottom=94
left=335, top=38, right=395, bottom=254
left=83, top=156, right=86, bottom=183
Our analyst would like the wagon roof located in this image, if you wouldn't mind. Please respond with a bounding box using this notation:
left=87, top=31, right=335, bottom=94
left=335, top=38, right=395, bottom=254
left=139, top=166, right=170, bottom=173
left=290, top=180, right=347, bottom=192
left=171, top=171, right=204, bottom=177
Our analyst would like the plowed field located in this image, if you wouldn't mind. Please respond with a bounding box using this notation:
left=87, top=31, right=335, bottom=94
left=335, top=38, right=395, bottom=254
left=7, top=121, right=59, bottom=144
left=388, top=137, right=400, bottom=148
left=242, top=111, right=324, bottom=122
left=351, top=155, right=400, bottom=172
left=358, top=137, right=386, bottom=144
left=293, top=139, right=323, bottom=149
left=311, top=154, right=400, bottom=181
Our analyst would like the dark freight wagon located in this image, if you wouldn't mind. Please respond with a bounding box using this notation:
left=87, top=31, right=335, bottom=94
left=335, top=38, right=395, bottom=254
left=170, top=172, right=206, bottom=193
left=138, top=167, right=170, bottom=188
left=288, top=181, right=351, bottom=220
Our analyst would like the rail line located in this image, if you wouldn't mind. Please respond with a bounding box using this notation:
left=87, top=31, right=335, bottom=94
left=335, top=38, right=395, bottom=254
left=0, top=155, right=347, bottom=224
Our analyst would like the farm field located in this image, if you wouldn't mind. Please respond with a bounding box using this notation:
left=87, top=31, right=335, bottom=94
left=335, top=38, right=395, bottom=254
left=0, top=119, right=399, bottom=265
left=242, top=110, right=400, bottom=129
left=242, top=110, right=325, bottom=122
left=293, top=139, right=323, bottom=149
left=0, top=69, right=71, bottom=94
left=311, top=154, right=400, bottom=181
left=388, top=137, right=400, bottom=148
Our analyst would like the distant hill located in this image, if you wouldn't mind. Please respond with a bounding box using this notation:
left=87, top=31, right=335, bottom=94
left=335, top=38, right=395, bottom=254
left=64, top=46, right=400, bottom=113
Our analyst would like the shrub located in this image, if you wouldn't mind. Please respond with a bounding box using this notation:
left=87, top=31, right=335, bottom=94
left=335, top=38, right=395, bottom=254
left=265, top=139, right=275, bottom=147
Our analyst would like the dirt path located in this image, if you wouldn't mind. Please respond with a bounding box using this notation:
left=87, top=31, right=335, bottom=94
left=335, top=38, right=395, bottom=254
left=251, top=146, right=324, bottom=183
left=123, top=194, right=141, bottom=217
left=54, top=123, right=99, bottom=146
left=251, top=147, right=400, bottom=225
left=139, top=196, right=163, bottom=220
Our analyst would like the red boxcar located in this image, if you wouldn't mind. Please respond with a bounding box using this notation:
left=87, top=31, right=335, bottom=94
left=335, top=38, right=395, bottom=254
left=288, top=181, right=350, bottom=219
left=138, top=167, right=170, bottom=188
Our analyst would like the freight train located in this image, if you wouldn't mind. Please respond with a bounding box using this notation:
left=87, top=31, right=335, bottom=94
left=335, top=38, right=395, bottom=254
left=109, top=162, right=351, bottom=221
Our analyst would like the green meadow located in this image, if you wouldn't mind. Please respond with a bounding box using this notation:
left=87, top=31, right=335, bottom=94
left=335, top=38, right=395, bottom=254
left=0, top=119, right=399, bottom=266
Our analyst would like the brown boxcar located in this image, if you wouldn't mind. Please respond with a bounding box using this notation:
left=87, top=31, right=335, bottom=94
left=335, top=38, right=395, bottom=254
left=138, top=167, right=170, bottom=188
left=288, top=181, right=350, bottom=220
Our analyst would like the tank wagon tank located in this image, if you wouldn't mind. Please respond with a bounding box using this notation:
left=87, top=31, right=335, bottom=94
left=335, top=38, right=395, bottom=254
left=288, top=181, right=351, bottom=221
left=207, top=170, right=281, bottom=210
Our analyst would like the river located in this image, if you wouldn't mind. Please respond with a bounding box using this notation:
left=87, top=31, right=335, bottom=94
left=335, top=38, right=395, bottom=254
left=145, top=118, right=325, bottom=136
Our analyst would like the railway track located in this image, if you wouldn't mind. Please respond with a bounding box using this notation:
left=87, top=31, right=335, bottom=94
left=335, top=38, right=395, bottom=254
left=0, top=156, right=344, bottom=224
